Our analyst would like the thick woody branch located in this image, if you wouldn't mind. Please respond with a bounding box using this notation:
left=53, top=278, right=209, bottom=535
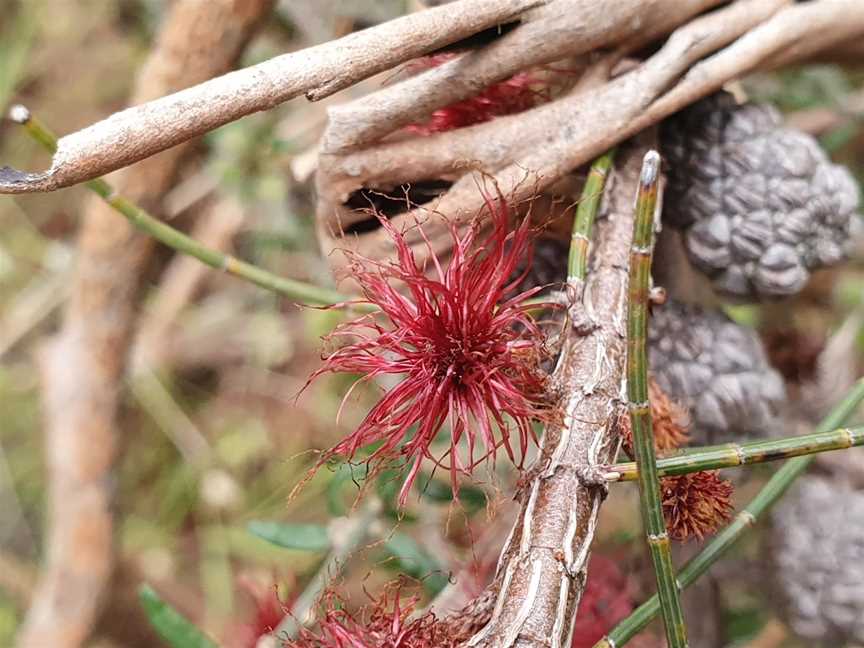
left=0, top=0, right=540, bottom=194
left=321, top=0, right=723, bottom=153
left=316, top=0, right=786, bottom=265
left=460, top=139, right=650, bottom=648
left=320, top=0, right=864, bottom=213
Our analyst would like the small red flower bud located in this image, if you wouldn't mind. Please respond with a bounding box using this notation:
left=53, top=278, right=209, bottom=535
left=286, top=584, right=461, bottom=648
left=228, top=576, right=293, bottom=648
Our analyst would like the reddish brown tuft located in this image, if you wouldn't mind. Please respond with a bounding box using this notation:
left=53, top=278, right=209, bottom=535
left=661, top=471, right=734, bottom=542
left=403, top=53, right=549, bottom=134
left=286, top=585, right=462, bottom=648
left=307, top=193, right=554, bottom=505
left=571, top=555, right=635, bottom=648
left=619, top=378, right=690, bottom=457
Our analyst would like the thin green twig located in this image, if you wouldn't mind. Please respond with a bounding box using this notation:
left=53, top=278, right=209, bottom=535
left=10, top=106, right=349, bottom=307
left=595, top=378, right=864, bottom=648
left=627, top=150, right=688, bottom=648
left=567, top=149, right=616, bottom=282
left=606, top=424, right=864, bottom=482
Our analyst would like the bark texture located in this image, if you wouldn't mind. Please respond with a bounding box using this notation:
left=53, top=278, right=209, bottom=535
left=462, top=139, right=651, bottom=648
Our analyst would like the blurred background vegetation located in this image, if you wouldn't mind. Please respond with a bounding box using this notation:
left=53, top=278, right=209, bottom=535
left=0, top=2, right=862, bottom=647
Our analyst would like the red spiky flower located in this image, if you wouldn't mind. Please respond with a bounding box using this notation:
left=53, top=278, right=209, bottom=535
left=661, top=471, right=734, bottom=542
left=403, top=53, right=550, bottom=134
left=309, top=193, right=554, bottom=505
left=286, top=585, right=464, bottom=648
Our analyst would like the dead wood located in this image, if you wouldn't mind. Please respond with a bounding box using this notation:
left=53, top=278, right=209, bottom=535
left=461, top=136, right=651, bottom=648
left=314, top=0, right=788, bottom=276
left=0, top=0, right=541, bottom=193
left=321, top=0, right=724, bottom=153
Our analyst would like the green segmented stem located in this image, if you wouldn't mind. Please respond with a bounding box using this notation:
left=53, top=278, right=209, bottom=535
left=607, top=424, right=864, bottom=482
left=595, top=378, right=864, bottom=648
left=627, top=150, right=688, bottom=648
left=12, top=107, right=350, bottom=307
left=567, top=149, right=616, bottom=282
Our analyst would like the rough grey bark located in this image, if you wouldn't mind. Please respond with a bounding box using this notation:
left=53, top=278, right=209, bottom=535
left=462, top=139, right=651, bottom=648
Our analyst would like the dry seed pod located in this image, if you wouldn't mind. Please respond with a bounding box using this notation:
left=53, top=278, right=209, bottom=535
left=662, top=92, right=861, bottom=300
left=648, top=300, right=786, bottom=444
left=771, top=474, right=864, bottom=645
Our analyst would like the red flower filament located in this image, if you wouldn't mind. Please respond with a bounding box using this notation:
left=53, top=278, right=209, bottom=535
left=311, top=195, right=553, bottom=504
left=286, top=585, right=463, bottom=648
left=404, top=53, right=550, bottom=134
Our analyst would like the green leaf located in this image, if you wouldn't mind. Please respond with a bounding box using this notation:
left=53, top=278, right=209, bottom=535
left=247, top=520, right=331, bottom=551
left=383, top=532, right=449, bottom=595
left=139, top=585, right=217, bottom=648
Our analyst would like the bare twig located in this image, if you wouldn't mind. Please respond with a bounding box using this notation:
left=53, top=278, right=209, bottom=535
left=13, top=110, right=349, bottom=306
left=17, top=3, right=271, bottom=647
left=0, top=0, right=541, bottom=193
left=460, top=139, right=649, bottom=648
left=321, top=0, right=723, bottom=153
left=132, top=197, right=246, bottom=370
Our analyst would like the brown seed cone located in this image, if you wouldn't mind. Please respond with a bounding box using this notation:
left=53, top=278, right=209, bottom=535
left=618, top=378, right=691, bottom=457
left=661, top=471, right=734, bottom=542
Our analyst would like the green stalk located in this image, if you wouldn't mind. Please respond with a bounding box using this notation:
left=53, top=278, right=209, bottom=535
left=607, top=424, right=864, bottom=482
left=11, top=106, right=350, bottom=307
left=627, top=150, right=688, bottom=648
left=595, top=378, right=864, bottom=648
left=567, top=149, right=616, bottom=282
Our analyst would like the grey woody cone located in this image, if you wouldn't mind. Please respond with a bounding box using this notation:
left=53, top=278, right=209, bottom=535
left=662, top=92, right=861, bottom=300
left=649, top=300, right=786, bottom=444
left=772, top=474, right=864, bottom=645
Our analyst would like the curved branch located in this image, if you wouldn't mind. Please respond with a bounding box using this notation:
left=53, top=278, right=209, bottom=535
left=0, top=0, right=541, bottom=194
left=16, top=2, right=271, bottom=646
left=321, top=0, right=723, bottom=153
